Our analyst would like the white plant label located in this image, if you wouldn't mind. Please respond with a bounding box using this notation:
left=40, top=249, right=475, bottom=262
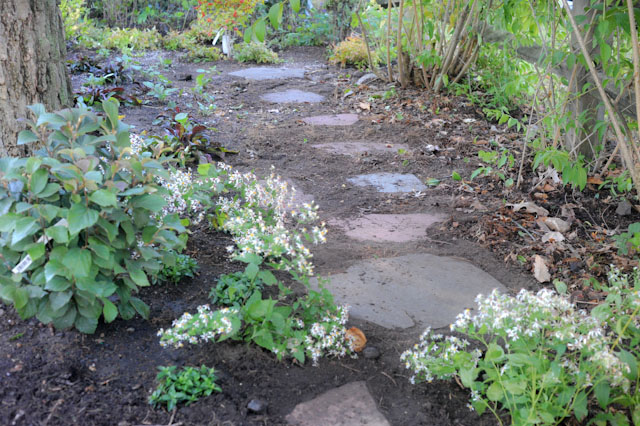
left=11, top=218, right=69, bottom=274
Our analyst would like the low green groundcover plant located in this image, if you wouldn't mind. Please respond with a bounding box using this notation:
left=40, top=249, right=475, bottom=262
left=402, top=271, right=640, bottom=425
left=0, top=100, right=186, bottom=333
left=233, top=42, right=281, bottom=64
left=154, top=163, right=358, bottom=365
left=157, top=252, right=198, bottom=284
left=149, top=365, right=221, bottom=411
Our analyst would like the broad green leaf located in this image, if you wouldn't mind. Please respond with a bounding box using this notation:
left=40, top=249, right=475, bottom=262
left=485, top=343, right=505, bottom=361
left=75, top=314, right=98, bottom=334
left=459, top=368, right=476, bottom=388
left=486, top=382, right=503, bottom=401
left=52, top=304, right=77, bottom=329
left=45, top=225, right=69, bottom=244
left=290, top=0, right=300, bottom=13
left=45, top=259, right=69, bottom=282
left=89, top=189, right=117, bottom=207
left=257, top=270, right=277, bottom=286
left=130, top=297, right=150, bottom=319
left=594, top=381, right=610, bottom=409
left=30, top=168, right=49, bottom=195
left=12, top=216, right=39, bottom=245
left=62, top=248, right=92, bottom=278
left=17, top=130, right=39, bottom=145
left=131, top=194, right=166, bottom=212
left=573, top=391, right=588, bottom=420
left=254, top=19, right=267, bottom=42
left=0, top=213, right=19, bottom=232
left=27, top=243, right=45, bottom=261
left=13, top=287, right=30, bottom=309
left=129, top=268, right=150, bottom=287
left=44, top=276, right=71, bottom=292
left=245, top=262, right=259, bottom=280
left=269, top=3, right=283, bottom=29
left=101, top=298, right=118, bottom=323
left=50, top=290, right=73, bottom=311
left=88, top=237, right=110, bottom=259
left=67, top=203, right=99, bottom=235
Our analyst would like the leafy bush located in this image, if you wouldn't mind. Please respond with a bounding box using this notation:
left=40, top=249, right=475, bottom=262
left=0, top=100, right=186, bottom=333
left=149, top=365, right=221, bottom=411
left=102, top=27, right=162, bottom=52
left=281, top=11, right=333, bottom=47
left=210, top=270, right=263, bottom=307
left=402, top=280, right=640, bottom=425
left=329, top=36, right=378, bottom=69
left=157, top=252, right=198, bottom=284
left=233, top=42, right=281, bottom=64
left=195, top=0, right=264, bottom=34
left=60, top=0, right=100, bottom=44
left=185, top=45, right=222, bottom=62
left=163, top=30, right=197, bottom=51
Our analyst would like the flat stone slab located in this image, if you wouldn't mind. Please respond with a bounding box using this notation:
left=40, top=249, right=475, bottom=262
left=229, top=67, right=305, bottom=80
left=261, top=89, right=325, bottom=104
left=312, top=141, right=409, bottom=156
left=302, top=114, right=359, bottom=126
left=286, top=381, right=390, bottom=426
left=330, top=213, right=444, bottom=242
left=311, top=254, right=506, bottom=329
left=348, top=173, right=427, bottom=193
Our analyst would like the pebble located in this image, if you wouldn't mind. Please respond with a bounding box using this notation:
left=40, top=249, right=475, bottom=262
left=126, top=328, right=135, bottom=333
left=0, top=308, right=4, bottom=317
left=616, top=199, right=632, bottom=216
left=363, top=346, right=381, bottom=360
left=247, top=399, right=268, bottom=414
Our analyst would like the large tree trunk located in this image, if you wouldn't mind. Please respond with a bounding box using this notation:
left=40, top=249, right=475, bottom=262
left=0, top=0, right=72, bottom=156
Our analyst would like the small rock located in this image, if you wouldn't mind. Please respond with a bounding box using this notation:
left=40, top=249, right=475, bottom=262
left=0, top=308, right=4, bottom=317
left=363, top=346, right=380, bottom=360
left=616, top=199, right=632, bottom=216
left=126, top=327, right=135, bottom=333
left=356, top=73, right=378, bottom=85
left=131, top=384, right=141, bottom=391
left=247, top=399, right=267, bottom=414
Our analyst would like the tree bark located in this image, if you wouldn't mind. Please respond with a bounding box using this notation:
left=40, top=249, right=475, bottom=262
left=0, top=0, right=72, bottom=156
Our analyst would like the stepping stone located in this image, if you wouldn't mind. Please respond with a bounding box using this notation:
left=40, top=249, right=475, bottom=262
left=311, top=254, right=506, bottom=329
left=286, top=381, right=389, bottom=426
left=229, top=67, right=305, bottom=80
left=303, top=114, right=359, bottom=126
left=348, top=173, right=426, bottom=193
left=261, top=89, right=325, bottom=104
left=312, top=141, right=409, bottom=157
left=330, top=213, right=444, bottom=242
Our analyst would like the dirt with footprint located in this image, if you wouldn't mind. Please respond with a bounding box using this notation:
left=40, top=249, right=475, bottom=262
left=2, top=46, right=630, bottom=425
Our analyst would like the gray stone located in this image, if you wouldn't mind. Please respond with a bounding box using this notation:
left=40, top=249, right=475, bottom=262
left=311, top=254, right=506, bottom=329
left=248, top=399, right=268, bottom=414
left=357, top=73, right=378, bottom=85
left=302, top=114, right=359, bottom=126
left=261, top=89, right=325, bottom=104
left=229, top=67, right=305, bottom=80
left=286, top=381, right=389, bottom=426
left=617, top=199, right=632, bottom=216
left=347, top=173, right=427, bottom=193
left=311, top=141, right=409, bottom=157
left=330, top=213, right=444, bottom=243
left=363, top=346, right=380, bottom=360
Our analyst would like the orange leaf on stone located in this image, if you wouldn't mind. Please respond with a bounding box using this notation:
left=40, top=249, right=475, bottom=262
left=345, top=327, right=367, bottom=352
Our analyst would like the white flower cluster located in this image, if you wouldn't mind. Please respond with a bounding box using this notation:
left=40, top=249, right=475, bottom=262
left=129, top=133, right=147, bottom=156
left=303, top=305, right=356, bottom=366
left=402, top=288, right=632, bottom=391
left=156, top=168, right=206, bottom=223
left=158, top=305, right=239, bottom=348
left=214, top=164, right=327, bottom=277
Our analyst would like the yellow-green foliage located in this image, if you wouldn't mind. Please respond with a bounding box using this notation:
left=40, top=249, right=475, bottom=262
left=329, top=36, right=378, bottom=69
left=103, top=27, right=162, bottom=52
left=233, top=43, right=281, bottom=64
left=186, top=19, right=220, bottom=44
left=60, top=0, right=105, bottom=47
left=163, top=30, right=197, bottom=51
left=185, top=45, right=222, bottom=63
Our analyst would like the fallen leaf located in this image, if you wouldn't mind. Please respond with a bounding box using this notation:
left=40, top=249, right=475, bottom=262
left=542, top=232, right=565, bottom=243
left=358, top=102, right=371, bottom=110
left=543, top=217, right=570, bottom=233
left=587, top=176, right=604, bottom=185
left=345, top=327, right=367, bottom=352
left=507, top=201, right=550, bottom=217
left=471, top=200, right=488, bottom=211
left=533, top=255, right=551, bottom=283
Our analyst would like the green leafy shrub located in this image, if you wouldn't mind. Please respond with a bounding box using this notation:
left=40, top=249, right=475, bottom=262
left=149, top=365, right=221, bottom=411
left=60, top=0, right=102, bottom=45
left=162, top=30, right=197, bottom=51
left=210, top=270, right=265, bottom=307
left=0, top=100, right=186, bottom=333
left=329, top=36, right=378, bottom=69
left=233, top=42, right=281, bottom=64
left=281, top=11, right=334, bottom=47
left=103, top=27, right=162, bottom=52
left=185, top=45, right=222, bottom=63
left=157, top=252, right=198, bottom=284
left=401, top=280, right=640, bottom=425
